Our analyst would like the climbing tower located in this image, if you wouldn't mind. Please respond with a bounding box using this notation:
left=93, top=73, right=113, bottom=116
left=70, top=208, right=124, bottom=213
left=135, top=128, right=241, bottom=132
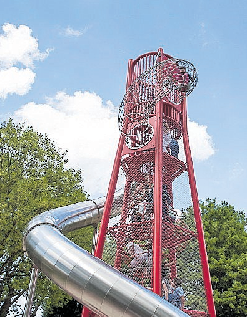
left=83, top=48, right=216, bottom=317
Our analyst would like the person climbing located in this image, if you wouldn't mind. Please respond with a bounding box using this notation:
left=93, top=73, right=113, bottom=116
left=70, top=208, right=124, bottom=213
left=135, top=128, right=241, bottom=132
left=126, top=241, right=152, bottom=268
left=169, top=277, right=185, bottom=310
left=162, top=278, right=175, bottom=302
left=169, top=138, right=179, bottom=158
left=163, top=123, right=172, bottom=153
left=177, top=66, right=190, bottom=92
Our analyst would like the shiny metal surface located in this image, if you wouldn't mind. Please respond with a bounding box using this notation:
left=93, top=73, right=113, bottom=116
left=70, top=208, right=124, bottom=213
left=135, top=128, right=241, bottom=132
left=23, top=196, right=189, bottom=317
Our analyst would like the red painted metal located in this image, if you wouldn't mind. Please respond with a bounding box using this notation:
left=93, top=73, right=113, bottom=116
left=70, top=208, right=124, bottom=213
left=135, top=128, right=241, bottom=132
left=153, top=99, right=163, bottom=295
left=81, top=60, right=134, bottom=317
left=81, top=307, right=90, bottom=317
left=181, top=98, right=216, bottom=317
left=153, top=48, right=169, bottom=294
left=94, top=59, right=134, bottom=260
left=82, top=49, right=216, bottom=317
left=94, top=133, right=125, bottom=259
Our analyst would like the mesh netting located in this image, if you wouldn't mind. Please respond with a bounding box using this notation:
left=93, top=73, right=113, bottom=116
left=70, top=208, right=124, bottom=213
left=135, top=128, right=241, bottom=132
left=118, top=58, right=198, bottom=134
left=102, top=142, right=208, bottom=315
left=100, top=53, right=209, bottom=316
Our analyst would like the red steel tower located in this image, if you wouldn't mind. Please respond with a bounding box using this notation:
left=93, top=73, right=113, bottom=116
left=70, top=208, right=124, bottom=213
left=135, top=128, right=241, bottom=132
left=83, top=48, right=216, bottom=317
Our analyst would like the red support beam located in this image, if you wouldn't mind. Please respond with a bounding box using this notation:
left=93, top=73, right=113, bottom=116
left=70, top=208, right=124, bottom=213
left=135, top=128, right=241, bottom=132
left=153, top=99, right=163, bottom=296
left=181, top=98, right=216, bottom=317
left=94, top=58, right=134, bottom=260
left=82, top=60, right=134, bottom=317
left=82, top=49, right=215, bottom=317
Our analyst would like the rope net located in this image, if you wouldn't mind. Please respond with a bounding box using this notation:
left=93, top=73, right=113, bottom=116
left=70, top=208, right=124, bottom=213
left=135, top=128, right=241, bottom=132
left=102, top=145, right=208, bottom=316
left=100, top=53, right=209, bottom=316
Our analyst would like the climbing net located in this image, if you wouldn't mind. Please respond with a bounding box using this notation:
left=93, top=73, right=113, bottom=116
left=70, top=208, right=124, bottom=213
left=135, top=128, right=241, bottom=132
left=100, top=55, right=208, bottom=316
left=102, top=142, right=208, bottom=316
left=118, top=58, right=198, bottom=133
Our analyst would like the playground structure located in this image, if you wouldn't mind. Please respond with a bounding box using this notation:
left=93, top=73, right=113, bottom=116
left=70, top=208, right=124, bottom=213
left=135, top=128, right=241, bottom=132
left=24, top=198, right=189, bottom=317
left=23, top=49, right=216, bottom=317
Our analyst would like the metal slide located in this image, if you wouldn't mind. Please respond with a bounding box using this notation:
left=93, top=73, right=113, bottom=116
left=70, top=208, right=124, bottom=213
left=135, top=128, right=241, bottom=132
left=23, top=197, right=189, bottom=317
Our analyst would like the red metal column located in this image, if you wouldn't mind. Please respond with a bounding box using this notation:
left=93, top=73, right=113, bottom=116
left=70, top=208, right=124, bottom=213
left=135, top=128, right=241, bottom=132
left=82, top=60, right=134, bottom=317
left=94, top=59, right=134, bottom=260
left=81, top=133, right=126, bottom=317
left=181, top=98, right=216, bottom=317
left=94, top=134, right=125, bottom=259
left=153, top=99, right=163, bottom=295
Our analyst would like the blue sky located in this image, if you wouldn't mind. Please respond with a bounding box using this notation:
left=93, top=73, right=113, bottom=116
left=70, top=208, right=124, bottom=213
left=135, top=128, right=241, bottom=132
left=0, top=0, right=247, bottom=213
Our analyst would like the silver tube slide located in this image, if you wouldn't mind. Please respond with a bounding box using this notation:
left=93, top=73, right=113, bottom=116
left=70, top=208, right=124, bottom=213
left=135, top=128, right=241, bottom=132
left=23, top=197, right=189, bottom=317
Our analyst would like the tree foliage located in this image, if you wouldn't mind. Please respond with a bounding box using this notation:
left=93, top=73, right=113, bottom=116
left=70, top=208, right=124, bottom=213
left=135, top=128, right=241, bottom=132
left=176, top=207, right=208, bottom=312
left=0, top=119, right=89, bottom=316
left=1, top=118, right=246, bottom=317
left=43, top=299, right=83, bottom=317
left=175, top=199, right=247, bottom=316
left=201, top=199, right=247, bottom=317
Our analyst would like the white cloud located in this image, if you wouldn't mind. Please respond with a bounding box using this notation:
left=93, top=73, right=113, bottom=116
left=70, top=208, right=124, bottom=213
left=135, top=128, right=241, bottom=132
left=14, top=92, right=215, bottom=197
left=62, top=26, right=88, bottom=37
left=0, top=67, right=35, bottom=98
left=14, top=91, right=120, bottom=198
left=0, top=23, right=50, bottom=98
left=188, top=119, right=215, bottom=161
left=0, top=23, right=49, bottom=68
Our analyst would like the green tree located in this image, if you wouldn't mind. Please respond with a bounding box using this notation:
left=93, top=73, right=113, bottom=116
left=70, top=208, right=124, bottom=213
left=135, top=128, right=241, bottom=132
left=176, top=207, right=208, bottom=312
left=43, top=299, right=83, bottom=317
left=201, top=199, right=247, bottom=317
left=0, top=119, right=90, bottom=316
